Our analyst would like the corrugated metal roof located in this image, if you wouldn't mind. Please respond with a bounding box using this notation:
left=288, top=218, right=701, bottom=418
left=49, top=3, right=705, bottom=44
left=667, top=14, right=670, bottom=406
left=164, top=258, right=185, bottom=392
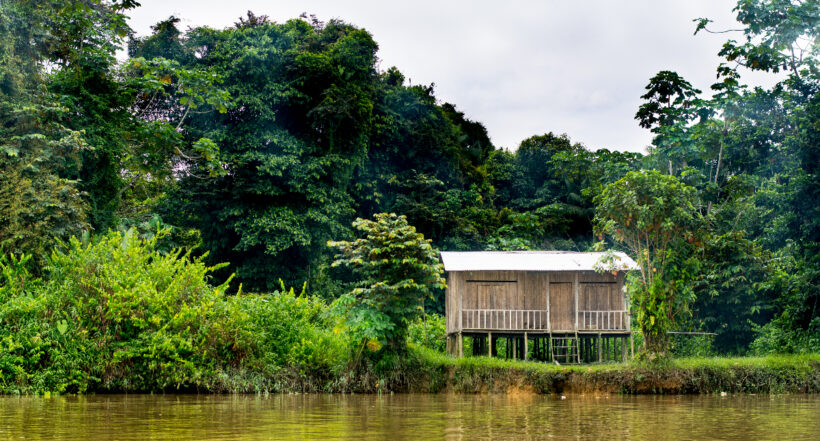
left=439, top=251, right=638, bottom=272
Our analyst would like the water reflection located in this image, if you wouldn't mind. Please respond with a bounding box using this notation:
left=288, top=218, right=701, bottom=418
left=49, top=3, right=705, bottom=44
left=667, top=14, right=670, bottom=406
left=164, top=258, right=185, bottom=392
left=1, top=393, right=818, bottom=440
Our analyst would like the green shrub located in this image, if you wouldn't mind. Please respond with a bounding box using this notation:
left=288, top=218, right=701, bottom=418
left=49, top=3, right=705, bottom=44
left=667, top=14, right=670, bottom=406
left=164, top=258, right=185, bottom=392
left=229, top=288, right=350, bottom=378
left=670, top=333, right=715, bottom=357
left=750, top=318, right=820, bottom=355
left=0, top=230, right=234, bottom=392
left=407, top=314, right=446, bottom=353
left=0, top=230, right=348, bottom=393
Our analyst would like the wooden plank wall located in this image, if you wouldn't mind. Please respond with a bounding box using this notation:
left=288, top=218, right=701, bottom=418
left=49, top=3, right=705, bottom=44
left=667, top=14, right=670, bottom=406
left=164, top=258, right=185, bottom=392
left=464, top=281, right=517, bottom=309
left=579, top=271, right=619, bottom=311
left=446, top=272, right=459, bottom=334
left=577, top=271, right=624, bottom=330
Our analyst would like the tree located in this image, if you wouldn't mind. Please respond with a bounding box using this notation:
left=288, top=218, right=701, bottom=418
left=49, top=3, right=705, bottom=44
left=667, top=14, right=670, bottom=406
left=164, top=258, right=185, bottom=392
left=353, top=73, right=497, bottom=252
left=685, top=0, right=820, bottom=353
left=0, top=1, right=89, bottom=266
left=154, top=16, right=380, bottom=291
left=510, top=132, right=576, bottom=210
left=0, top=0, right=229, bottom=250
left=329, top=213, right=445, bottom=354
left=635, top=71, right=709, bottom=177
left=691, top=231, right=774, bottom=353
left=695, top=0, right=820, bottom=80
left=594, top=170, right=703, bottom=358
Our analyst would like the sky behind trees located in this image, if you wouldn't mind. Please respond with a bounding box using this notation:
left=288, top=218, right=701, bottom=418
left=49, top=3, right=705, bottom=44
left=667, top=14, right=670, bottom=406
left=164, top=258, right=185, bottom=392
left=127, top=0, right=779, bottom=152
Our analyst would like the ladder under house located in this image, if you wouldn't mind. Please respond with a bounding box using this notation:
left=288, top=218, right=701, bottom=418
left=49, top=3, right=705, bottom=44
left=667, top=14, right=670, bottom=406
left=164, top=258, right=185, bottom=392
left=550, top=334, right=580, bottom=364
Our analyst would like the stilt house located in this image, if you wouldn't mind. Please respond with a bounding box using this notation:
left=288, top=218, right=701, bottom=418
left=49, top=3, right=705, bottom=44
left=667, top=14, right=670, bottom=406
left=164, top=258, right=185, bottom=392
left=441, top=251, right=638, bottom=363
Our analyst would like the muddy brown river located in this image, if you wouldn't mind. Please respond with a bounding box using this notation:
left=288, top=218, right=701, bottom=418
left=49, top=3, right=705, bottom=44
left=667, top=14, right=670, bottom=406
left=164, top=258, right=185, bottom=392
left=1, top=393, right=819, bottom=440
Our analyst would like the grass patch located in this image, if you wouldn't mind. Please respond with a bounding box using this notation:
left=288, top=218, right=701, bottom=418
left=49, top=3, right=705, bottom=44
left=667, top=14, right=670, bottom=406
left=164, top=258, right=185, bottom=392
left=380, top=348, right=820, bottom=395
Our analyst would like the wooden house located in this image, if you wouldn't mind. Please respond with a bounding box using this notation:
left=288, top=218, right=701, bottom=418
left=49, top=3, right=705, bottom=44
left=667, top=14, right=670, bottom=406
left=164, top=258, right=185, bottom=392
left=441, top=251, right=638, bottom=364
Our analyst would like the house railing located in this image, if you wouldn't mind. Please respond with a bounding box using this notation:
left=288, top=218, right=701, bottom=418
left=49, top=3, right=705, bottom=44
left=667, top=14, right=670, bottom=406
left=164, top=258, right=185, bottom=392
left=578, top=310, right=628, bottom=331
left=460, top=309, right=630, bottom=331
left=461, top=309, right=548, bottom=331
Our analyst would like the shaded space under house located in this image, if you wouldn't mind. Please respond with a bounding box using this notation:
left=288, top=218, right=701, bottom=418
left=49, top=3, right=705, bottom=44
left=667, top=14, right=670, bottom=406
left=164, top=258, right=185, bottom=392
left=441, top=251, right=639, bottom=364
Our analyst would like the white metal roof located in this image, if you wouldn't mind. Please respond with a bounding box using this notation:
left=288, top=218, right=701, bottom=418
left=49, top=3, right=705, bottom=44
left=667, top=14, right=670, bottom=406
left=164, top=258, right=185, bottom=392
left=439, top=251, right=638, bottom=272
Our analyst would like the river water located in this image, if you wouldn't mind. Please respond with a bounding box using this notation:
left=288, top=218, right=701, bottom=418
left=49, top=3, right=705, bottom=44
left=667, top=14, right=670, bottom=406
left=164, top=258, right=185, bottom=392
left=1, top=393, right=818, bottom=440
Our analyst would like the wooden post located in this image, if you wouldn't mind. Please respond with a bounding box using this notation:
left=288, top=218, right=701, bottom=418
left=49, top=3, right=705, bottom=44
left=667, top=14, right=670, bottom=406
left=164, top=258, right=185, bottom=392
left=573, top=332, right=579, bottom=364
left=623, top=273, right=631, bottom=331
left=517, top=336, right=522, bottom=359
left=488, top=332, right=493, bottom=357
left=573, top=272, right=579, bottom=331
left=458, top=278, right=463, bottom=333
left=532, top=336, right=537, bottom=360
left=548, top=331, right=552, bottom=362
left=458, top=332, right=464, bottom=358
left=608, top=336, right=612, bottom=361
left=630, top=332, right=634, bottom=359
left=524, top=332, right=529, bottom=360
left=578, top=336, right=583, bottom=363
left=513, top=336, right=518, bottom=359
left=580, top=336, right=585, bottom=363
left=546, top=273, right=551, bottom=331
left=607, top=336, right=611, bottom=361
left=621, top=335, right=627, bottom=362
left=597, top=332, right=602, bottom=363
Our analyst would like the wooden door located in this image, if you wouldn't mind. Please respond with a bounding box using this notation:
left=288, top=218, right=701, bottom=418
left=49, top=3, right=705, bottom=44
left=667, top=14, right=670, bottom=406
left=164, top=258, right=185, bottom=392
left=549, top=282, right=574, bottom=331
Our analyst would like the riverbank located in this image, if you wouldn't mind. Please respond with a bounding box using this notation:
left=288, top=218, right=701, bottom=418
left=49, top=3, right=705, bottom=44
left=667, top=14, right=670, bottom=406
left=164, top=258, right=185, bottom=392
left=371, top=349, right=820, bottom=395
left=4, top=348, right=819, bottom=395
left=184, top=349, right=820, bottom=395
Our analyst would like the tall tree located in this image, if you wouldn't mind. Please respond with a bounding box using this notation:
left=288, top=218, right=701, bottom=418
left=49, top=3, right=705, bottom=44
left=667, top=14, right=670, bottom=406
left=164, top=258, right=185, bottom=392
left=594, top=170, right=703, bottom=358
left=155, top=16, right=380, bottom=291
left=0, top=1, right=89, bottom=265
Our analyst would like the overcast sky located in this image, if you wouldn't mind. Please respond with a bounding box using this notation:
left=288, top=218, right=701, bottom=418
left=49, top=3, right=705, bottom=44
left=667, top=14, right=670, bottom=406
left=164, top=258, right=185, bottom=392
left=127, top=0, right=774, bottom=153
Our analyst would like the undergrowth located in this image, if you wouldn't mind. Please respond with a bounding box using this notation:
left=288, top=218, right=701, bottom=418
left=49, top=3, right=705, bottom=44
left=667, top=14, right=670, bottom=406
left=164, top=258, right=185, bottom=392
left=2, top=231, right=817, bottom=395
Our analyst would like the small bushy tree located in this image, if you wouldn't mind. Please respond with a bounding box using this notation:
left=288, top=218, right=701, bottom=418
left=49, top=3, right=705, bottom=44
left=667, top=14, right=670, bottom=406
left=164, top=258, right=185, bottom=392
left=594, top=170, right=703, bottom=359
left=329, top=213, right=445, bottom=354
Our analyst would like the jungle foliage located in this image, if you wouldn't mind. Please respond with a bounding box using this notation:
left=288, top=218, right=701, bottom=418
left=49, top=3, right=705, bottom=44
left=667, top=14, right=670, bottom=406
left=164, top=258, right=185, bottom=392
left=0, top=230, right=348, bottom=393
left=0, top=0, right=818, bottom=392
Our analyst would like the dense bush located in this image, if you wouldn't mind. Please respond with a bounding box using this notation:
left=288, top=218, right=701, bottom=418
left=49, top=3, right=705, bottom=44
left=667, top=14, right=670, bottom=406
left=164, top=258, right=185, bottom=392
left=407, top=314, right=447, bottom=353
left=0, top=230, right=348, bottom=393
left=229, top=287, right=350, bottom=381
